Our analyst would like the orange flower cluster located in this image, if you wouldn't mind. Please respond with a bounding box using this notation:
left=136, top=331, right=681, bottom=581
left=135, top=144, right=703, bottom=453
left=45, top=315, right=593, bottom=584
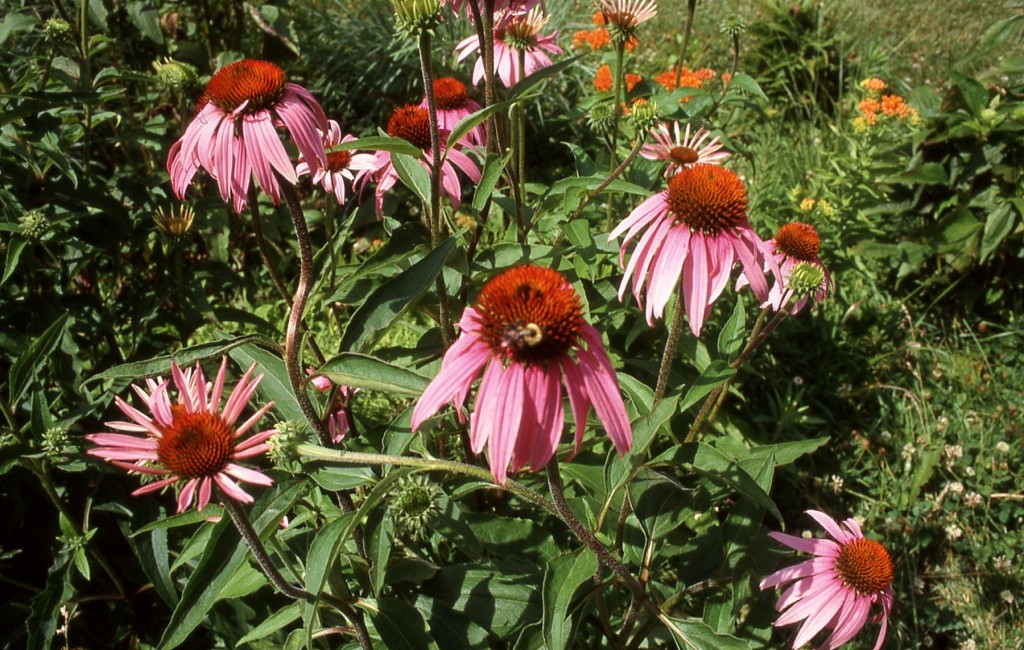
left=654, top=66, right=716, bottom=92
left=855, top=93, right=919, bottom=129
left=572, top=13, right=638, bottom=51
left=860, top=77, right=887, bottom=94
left=593, top=64, right=641, bottom=93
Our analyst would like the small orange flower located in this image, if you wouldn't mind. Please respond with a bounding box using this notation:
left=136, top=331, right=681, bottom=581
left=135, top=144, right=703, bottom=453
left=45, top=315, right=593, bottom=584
left=860, top=77, right=887, bottom=94
left=593, top=65, right=641, bottom=93
left=880, top=94, right=916, bottom=119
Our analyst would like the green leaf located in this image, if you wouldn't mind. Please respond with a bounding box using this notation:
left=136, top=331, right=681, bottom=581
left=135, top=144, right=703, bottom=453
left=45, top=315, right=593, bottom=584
left=303, top=468, right=418, bottom=640
left=9, top=313, right=68, bottom=406
left=158, top=481, right=306, bottom=650
left=366, top=597, right=436, bottom=650
left=980, top=202, right=1016, bottom=263
left=748, top=437, right=829, bottom=466
left=133, top=507, right=223, bottom=535
left=1, top=237, right=26, bottom=287
left=543, top=550, right=598, bottom=650
left=228, top=344, right=305, bottom=424
left=339, top=238, right=457, bottom=353
left=335, top=135, right=422, bottom=157
left=724, top=72, right=768, bottom=101
left=319, top=353, right=429, bottom=396
left=679, top=361, right=736, bottom=413
left=0, top=12, right=37, bottom=46
left=308, top=465, right=377, bottom=491
left=472, top=151, right=512, bottom=212
left=507, top=55, right=580, bottom=101
left=83, top=335, right=267, bottom=385
left=684, top=443, right=782, bottom=522
left=446, top=103, right=505, bottom=151
left=368, top=512, right=395, bottom=597
left=391, top=151, right=432, bottom=206
left=665, top=617, right=751, bottom=650
left=716, top=298, right=746, bottom=361
left=236, top=602, right=302, bottom=646
left=887, top=162, right=948, bottom=185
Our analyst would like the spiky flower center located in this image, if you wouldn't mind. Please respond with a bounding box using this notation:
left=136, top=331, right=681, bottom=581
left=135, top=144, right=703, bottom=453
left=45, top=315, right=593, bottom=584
left=387, top=105, right=432, bottom=150
left=326, top=150, right=353, bottom=173
left=666, top=164, right=748, bottom=235
left=476, top=266, right=584, bottom=365
left=774, top=222, right=820, bottom=260
left=669, top=145, right=699, bottom=165
left=157, top=405, right=235, bottom=479
left=835, top=538, right=894, bottom=595
left=434, top=77, right=469, bottom=110
left=201, top=60, right=287, bottom=114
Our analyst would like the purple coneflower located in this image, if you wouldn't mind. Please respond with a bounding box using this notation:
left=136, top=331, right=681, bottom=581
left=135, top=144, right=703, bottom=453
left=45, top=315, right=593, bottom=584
left=764, top=222, right=833, bottom=313
left=411, top=265, right=633, bottom=484
left=455, top=7, right=563, bottom=88
left=761, top=510, right=895, bottom=650
left=641, top=121, right=729, bottom=177
left=296, top=120, right=376, bottom=206
left=609, top=164, right=777, bottom=335
left=355, top=104, right=481, bottom=217
left=87, top=358, right=275, bottom=513
left=167, top=59, right=328, bottom=213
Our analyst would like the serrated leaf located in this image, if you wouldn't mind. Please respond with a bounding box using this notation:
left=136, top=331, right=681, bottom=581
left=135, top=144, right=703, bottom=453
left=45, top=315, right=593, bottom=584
left=665, top=617, right=751, bottom=650
left=319, top=353, right=429, bottom=396
left=339, top=238, right=456, bottom=353
left=684, top=443, right=782, bottom=522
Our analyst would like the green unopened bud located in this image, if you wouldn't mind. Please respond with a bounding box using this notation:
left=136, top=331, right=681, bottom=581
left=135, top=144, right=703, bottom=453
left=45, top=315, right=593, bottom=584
left=787, top=261, right=826, bottom=298
left=153, top=58, right=199, bottom=92
left=391, top=0, right=442, bottom=37
left=980, top=107, right=1004, bottom=128
left=19, top=209, right=48, bottom=239
left=42, top=426, right=70, bottom=457
left=43, top=18, right=72, bottom=43
left=152, top=204, right=195, bottom=238
left=388, top=475, right=441, bottom=539
left=587, top=102, right=616, bottom=134
left=719, top=15, right=746, bottom=39
left=629, top=100, right=661, bottom=135
left=268, top=421, right=307, bottom=470
left=1011, top=106, right=1024, bottom=123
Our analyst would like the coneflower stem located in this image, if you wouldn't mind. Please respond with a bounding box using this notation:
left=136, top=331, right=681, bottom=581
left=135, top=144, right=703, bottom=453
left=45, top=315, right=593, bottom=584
left=654, top=281, right=687, bottom=402
left=480, top=0, right=498, bottom=153
left=674, top=0, right=698, bottom=89
left=249, top=187, right=325, bottom=364
left=220, top=497, right=372, bottom=649
left=278, top=178, right=330, bottom=445
left=417, top=31, right=455, bottom=347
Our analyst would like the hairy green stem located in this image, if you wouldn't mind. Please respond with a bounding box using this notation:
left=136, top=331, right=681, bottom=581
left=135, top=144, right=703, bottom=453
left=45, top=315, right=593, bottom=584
left=654, top=280, right=687, bottom=402
left=278, top=179, right=329, bottom=445
left=297, top=445, right=557, bottom=516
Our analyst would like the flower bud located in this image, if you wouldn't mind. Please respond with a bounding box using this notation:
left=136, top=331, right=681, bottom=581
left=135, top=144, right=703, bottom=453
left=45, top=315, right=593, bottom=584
left=787, top=261, right=826, bottom=298
left=43, top=18, right=72, bottom=43
left=629, top=99, right=661, bottom=135
left=268, top=421, right=307, bottom=470
left=152, top=204, right=195, bottom=238
left=152, top=58, right=199, bottom=92
left=19, top=209, right=48, bottom=239
left=390, top=0, right=442, bottom=37
left=388, top=475, right=441, bottom=538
